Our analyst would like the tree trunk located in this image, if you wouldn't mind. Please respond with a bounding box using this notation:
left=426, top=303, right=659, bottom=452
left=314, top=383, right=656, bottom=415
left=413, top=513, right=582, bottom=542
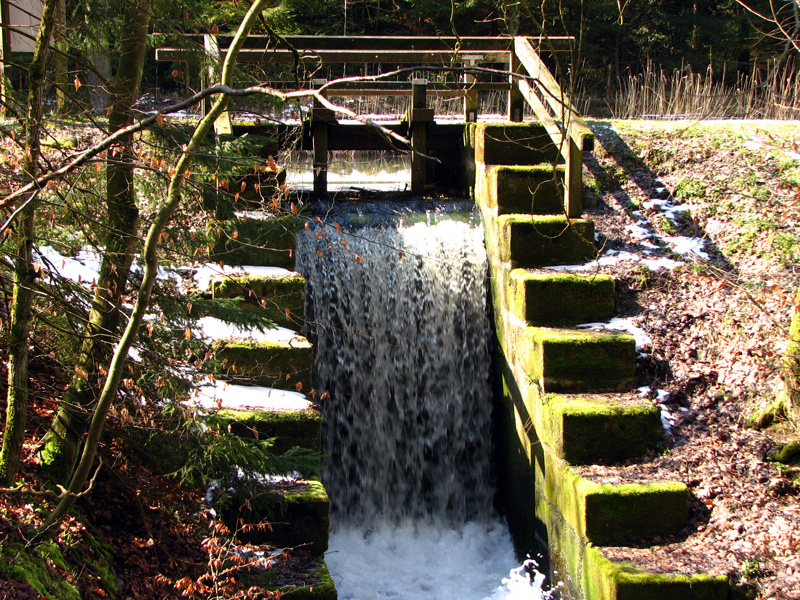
left=40, top=0, right=151, bottom=483
left=0, top=0, right=58, bottom=484
left=44, top=0, right=271, bottom=530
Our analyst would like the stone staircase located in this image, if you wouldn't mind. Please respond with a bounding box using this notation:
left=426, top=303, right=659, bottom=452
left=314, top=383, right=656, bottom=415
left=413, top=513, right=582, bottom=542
left=470, top=122, right=728, bottom=599
left=193, top=224, right=336, bottom=599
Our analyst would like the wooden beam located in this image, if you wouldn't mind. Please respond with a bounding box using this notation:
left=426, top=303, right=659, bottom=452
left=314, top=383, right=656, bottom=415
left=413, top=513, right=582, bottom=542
left=0, top=0, right=11, bottom=107
left=411, top=79, right=427, bottom=194
left=513, top=36, right=593, bottom=151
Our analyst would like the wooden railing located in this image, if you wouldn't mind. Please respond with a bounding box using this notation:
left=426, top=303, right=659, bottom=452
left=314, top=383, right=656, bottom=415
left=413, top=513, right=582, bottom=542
left=156, top=35, right=592, bottom=213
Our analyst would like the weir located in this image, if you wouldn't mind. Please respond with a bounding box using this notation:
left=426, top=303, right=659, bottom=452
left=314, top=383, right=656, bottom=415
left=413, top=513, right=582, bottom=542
left=173, top=35, right=731, bottom=600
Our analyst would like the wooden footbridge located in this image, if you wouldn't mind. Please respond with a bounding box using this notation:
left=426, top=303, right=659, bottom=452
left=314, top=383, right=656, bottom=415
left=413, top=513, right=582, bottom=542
left=156, top=35, right=593, bottom=216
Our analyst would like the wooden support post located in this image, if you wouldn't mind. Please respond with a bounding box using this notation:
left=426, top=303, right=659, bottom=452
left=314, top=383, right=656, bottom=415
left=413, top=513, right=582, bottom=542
left=312, top=78, right=330, bottom=197
left=463, top=56, right=480, bottom=123
left=565, top=137, right=582, bottom=218
left=508, top=52, right=524, bottom=122
left=411, top=78, right=429, bottom=194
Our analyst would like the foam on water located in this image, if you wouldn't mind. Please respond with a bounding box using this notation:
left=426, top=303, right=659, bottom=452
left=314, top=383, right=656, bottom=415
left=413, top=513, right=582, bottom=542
left=297, top=211, right=547, bottom=599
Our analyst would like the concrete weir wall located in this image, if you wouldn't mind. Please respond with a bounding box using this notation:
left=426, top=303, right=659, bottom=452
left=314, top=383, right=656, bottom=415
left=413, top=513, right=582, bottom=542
left=467, top=122, right=729, bottom=600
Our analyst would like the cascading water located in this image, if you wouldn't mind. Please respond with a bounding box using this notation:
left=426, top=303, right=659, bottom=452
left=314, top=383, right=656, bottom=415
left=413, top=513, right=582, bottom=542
left=296, top=203, right=548, bottom=600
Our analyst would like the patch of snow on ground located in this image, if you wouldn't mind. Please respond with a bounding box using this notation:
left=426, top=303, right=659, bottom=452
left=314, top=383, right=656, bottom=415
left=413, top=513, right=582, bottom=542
left=38, top=246, right=101, bottom=284
left=191, top=383, right=311, bottom=411
left=195, top=316, right=304, bottom=344
left=577, top=317, right=652, bottom=351
left=544, top=251, right=682, bottom=272
left=661, top=235, right=710, bottom=259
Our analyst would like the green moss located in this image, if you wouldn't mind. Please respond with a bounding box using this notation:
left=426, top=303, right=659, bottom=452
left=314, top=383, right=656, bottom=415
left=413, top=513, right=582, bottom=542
left=210, top=275, right=305, bottom=329
left=209, top=216, right=303, bottom=269
left=482, top=164, right=565, bottom=215
left=0, top=542, right=81, bottom=600
left=499, top=215, right=596, bottom=268
left=216, top=407, right=322, bottom=454
left=509, top=270, right=615, bottom=326
left=212, top=339, right=312, bottom=390
left=473, top=122, right=561, bottom=165
left=222, top=479, right=330, bottom=556
left=523, top=327, right=635, bottom=393
left=542, top=394, right=662, bottom=464
left=582, top=546, right=728, bottom=600
left=577, top=475, right=689, bottom=545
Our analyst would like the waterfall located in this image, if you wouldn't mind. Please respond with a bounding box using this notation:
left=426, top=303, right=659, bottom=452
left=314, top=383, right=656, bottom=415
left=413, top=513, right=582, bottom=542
left=296, top=205, right=546, bottom=600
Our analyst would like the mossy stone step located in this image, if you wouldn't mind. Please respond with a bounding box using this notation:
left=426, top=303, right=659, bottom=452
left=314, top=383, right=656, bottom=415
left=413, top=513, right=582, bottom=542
left=216, top=407, right=321, bottom=454
left=481, top=164, right=565, bottom=215
left=523, top=326, right=636, bottom=393
left=223, top=478, right=329, bottom=556
left=557, top=469, right=689, bottom=546
left=239, top=557, right=337, bottom=600
left=212, top=339, right=312, bottom=390
left=472, top=122, right=561, bottom=166
left=582, top=546, right=728, bottom=600
left=209, top=215, right=303, bottom=270
left=211, top=274, right=305, bottom=330
left=499, top=215, right=596, bottom=268
left=541, top=394, right=662, bottom=464
left=509, top=270, right=615, bottom=326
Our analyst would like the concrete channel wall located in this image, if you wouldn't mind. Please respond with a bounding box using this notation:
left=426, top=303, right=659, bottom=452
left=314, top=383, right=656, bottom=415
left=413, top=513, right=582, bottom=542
left=467, top=122, right=730, bottom=600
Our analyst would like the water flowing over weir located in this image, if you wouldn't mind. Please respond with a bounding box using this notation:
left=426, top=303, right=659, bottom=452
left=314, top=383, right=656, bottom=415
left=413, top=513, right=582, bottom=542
left=296, top=203, right=548, bottom=600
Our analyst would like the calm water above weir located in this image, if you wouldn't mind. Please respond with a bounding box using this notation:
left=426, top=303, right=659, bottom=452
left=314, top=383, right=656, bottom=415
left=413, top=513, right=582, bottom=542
left=296, top=204, right=548, bottom=600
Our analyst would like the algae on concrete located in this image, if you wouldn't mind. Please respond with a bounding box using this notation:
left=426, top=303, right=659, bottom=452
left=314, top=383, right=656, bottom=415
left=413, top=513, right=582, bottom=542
left=209, top=216, right=303, bottom=269
left=212, top=338, right=312, bottom=390
left=216, top=407, right=322, bottom=455
left=211, top=274, right=305, bottom=329
left=473, top=122, right=561, bottom=166
left=509, top=270, right=615, bottom=326
left=482, top=164, right=565, bottom=215
left=499, top=215, right=596, bottom=268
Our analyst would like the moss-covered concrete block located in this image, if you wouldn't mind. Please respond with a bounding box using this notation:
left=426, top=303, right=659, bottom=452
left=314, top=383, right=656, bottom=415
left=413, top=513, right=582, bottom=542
left=212, top=339, right=312, bottom=390
left=499, top=215, right=596, bottom=268
left=481, top=164, right=565, bottom=215
left=523, top=327, right=635, bottom=393
left=211, top=274, right=305, bottom=329
left=541, top=394, right=662, bottom=464
left=241, top=557, right=337, bottom=600
left=473, top=122, right=561, bottom=165
left=209, top=216, right=302, bottom=269
left=224, top=479, right=330, bottom=556
left=582, top=546, right=728, bottom=600
left=557, top=469, right=689, bottom=546
left=509, top=270, right=615, bottom=326
left=216, top=407, right=322, bottom=454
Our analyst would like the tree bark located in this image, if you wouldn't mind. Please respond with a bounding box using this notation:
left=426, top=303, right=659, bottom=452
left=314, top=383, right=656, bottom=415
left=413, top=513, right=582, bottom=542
left=40, top=0, right=152, bottom=483
left=0, top=0, right=58, bottom=484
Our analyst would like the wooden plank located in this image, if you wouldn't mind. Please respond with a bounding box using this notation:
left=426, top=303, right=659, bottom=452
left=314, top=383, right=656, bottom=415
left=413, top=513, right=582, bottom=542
left=411, top=79, right=427, bottom=193
left=166, top=34, right=574, bottom=53
left=157, top=48, right=512, bottom=64
left=517, top=78, right=567, bottom=159
left=513, top=36, right=593, bottom=151
left=565, top=138, right=583, bottom=217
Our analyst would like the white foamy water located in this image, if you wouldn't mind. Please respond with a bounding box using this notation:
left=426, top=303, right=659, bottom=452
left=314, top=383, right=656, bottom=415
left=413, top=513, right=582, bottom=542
left=298, top=210, right=549, bottom=599
left=326, top=522, right=546, bottom=600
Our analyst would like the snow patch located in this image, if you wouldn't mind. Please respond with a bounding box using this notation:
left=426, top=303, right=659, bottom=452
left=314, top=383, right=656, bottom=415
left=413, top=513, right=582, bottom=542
left=577, top=317, right=652, bottom=351
left=195, top=316, right=304, bottom=344
left=190, top=383, right=311, bottom=411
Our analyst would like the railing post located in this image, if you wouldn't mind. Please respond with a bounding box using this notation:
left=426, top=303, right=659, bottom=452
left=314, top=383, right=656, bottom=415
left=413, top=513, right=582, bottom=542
left=508, top=51, right=524, bottom=122
left=411, top=78, right=432, bottom=194
left=203, top=34, right=232, bottom=135
left=311, top=78, right=332, bottom=197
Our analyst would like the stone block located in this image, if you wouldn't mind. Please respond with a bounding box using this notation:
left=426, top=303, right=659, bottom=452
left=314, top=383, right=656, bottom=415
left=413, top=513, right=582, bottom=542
left=481, top=164, right=565, bottom=215
left=523, top=327, right=636, bottom=393
left=499, top=215, right=596, bottom=268
left=473, top=122, right=561, bottom=165
left=211, top=274, right=305, bottom=329
left=216, top=407, right=322, bottom=454
left=212, top=339, right=312, bottom=390
left=509, top=270, right=615, bottom=326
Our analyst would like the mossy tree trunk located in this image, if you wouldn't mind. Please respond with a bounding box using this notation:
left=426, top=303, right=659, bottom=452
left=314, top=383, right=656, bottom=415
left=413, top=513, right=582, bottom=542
left=40, top=0, right=151, bottom=483
left=0, top=0, right=58, bottom=484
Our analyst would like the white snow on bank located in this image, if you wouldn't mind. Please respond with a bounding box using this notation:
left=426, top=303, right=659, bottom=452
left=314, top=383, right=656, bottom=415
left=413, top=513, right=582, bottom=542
left=194, top=316, right=304, bottom=344
left=577, top=317, right=652, bottom=351
left=193, top=264, right=300, bottom=291
left=190, top=382, right=311, bottom=411
left=544, top=250, right=683, bottom=272
left=638, top=386, right=675, bottom=430
left=326, top=521, right=548, bottom=600
left=661, top=235, right=710, bottom=260
left=38, top=246, right=100, bottom=284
